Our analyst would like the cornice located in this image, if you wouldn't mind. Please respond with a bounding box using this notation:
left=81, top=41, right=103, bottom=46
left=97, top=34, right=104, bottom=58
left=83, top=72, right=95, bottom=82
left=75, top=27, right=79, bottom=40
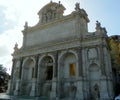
left=83, top=32, right=108, bottom=41
left=13, top=32, right=109, bottom=58
left=12, top=37, right=81, bottom=58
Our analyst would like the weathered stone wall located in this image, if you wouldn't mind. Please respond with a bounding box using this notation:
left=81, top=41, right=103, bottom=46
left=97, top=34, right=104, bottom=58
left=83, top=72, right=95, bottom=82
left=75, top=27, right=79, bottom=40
left=25, top=18, right=76, bottom=47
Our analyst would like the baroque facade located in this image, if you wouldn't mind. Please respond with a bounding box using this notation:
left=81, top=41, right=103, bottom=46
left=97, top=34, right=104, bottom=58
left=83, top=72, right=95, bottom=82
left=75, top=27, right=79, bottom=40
left=7, top=1, right=114, bottom=100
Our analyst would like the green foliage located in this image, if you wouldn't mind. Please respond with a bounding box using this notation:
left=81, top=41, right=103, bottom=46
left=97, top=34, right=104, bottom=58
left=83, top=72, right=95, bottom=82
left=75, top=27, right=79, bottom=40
left=0, top=64, right=10, bottom=93
left=0, top=64, right=7, bottom=73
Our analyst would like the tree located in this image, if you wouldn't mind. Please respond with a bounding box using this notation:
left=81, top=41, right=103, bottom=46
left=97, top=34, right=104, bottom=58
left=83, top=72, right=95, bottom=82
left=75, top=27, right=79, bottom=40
left=0, top=64, right=10, bottom=93
left=0, top=64, right=7, bottom=73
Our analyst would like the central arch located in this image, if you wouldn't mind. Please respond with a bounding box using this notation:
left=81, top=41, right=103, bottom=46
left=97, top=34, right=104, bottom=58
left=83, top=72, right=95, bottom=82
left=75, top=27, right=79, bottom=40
left=38, top=55, right=54, bottom=97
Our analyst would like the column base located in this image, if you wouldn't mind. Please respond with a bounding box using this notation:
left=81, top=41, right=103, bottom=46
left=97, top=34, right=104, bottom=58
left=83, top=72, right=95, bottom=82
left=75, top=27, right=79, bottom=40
left=14, top=90, right=19, bottom=96
left=30, top=78, right=36, bottom=96
left=76, top=78, right=84, bottom=100
left=6, top=80, right=11, bottom=95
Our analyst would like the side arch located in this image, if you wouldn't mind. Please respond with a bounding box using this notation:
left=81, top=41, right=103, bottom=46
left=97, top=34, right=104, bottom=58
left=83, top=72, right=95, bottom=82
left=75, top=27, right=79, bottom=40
left=58, top=51, right=78, bottom=98
left=58, top=50, right=78, bottom=61
left=21, top=57, right=36, bottom=81
left=21, top=57, right=36, bottom=96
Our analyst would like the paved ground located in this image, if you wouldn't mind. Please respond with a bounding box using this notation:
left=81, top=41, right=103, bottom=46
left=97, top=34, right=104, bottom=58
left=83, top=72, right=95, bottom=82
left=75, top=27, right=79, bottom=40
left=0, top=93, right=11, bottom=100
left=0, top=93, right=50, bottom=100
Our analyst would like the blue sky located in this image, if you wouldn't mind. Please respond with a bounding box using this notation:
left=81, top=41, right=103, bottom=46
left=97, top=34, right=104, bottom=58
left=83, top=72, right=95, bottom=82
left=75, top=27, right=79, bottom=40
left=83, top=0, right=120, bottom=35
left=0, top=0, right=120, bottom=74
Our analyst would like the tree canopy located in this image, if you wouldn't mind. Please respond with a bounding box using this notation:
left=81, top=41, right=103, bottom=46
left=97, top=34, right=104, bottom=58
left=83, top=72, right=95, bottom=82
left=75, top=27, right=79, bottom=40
left=0, top=64, right=10, bottom=92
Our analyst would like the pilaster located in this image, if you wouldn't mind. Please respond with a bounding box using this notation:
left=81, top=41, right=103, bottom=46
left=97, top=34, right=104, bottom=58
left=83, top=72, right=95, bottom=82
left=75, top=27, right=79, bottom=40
left=100, top=76, right=109, bottom=100
left=50, top=52, right=58, bottom=99
left=76, top=48, right=83, bottom=77
left=34, top=55, right=39, bottom=78
left=6, top=80, right=11, bottom=94
left=50, top=79, right=57, bottom=100
left=30, top=78, right=37, bottom=96
left=14, top=79, right=20, bottom=96
left=76, top=77, right=84, bottom=100
left=8, top=59, right=16, bottom=95
left=99, top=43, right=106, bottom=76
left=19, top=57, right=23, bottom=79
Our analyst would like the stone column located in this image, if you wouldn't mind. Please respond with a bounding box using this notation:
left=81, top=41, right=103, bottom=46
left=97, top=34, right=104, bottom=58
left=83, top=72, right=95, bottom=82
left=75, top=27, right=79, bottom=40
left=7, top=59, right=15, bottom=95
left=34, top=55, right=39, bottom=78
left=50, top=52, right=58, bottom=99
left=14, top=79, right=20, bottom=96
left=30, top=78, right=37, bottom=96
left=14, top=58, right=23, bottom=96
left=30, top=55, right=39, bottom=96
left=6, top=80, right=11, bottom=94
left=19, top=58, right=23, bottom=79
left=82, top=47, right=88, bottom=99
left=50, top=78, right=57, bottom=99
left=54, top=51, right=58, bottom=78
left=100, top=76, right=109, bottom=100
left=74, top=48, right=84, bottom=100
left=76, top=77, right=84, bottom=100
left=57, top=61, right=62, bottom=99
left=76, top=48, right=83, bottom=77
left=99, top=44, right=106, bottom=76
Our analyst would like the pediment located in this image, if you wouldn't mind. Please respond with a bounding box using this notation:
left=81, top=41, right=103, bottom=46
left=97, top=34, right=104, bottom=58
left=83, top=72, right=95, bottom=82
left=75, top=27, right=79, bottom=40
left=37, top=1, right=66, bottom=24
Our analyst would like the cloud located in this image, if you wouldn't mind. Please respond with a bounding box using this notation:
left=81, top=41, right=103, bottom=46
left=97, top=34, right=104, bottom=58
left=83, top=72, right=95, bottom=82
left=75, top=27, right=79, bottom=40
left=0, top=5, right=18, bottom=34
left=0, top=55, right=12, bottom=74
left=0, top=0, right=119, bottom=75
left=0, top=0, right=95, bottom=75
left=0, top=45, right=10, bottom=57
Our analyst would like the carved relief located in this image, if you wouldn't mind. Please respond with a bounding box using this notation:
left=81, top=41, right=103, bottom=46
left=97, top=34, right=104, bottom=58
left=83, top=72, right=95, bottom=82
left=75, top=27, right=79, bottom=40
left=15, top=60, right=20, bottom=68
left=87, top=48, right=98, bottom=60
left=38, top=1, right=65, bottom=24
left=14, top=43, right=19, bottom=53
left=93, top=83, right=100, bottom=100
left=95, top=21, right=107, bottom=34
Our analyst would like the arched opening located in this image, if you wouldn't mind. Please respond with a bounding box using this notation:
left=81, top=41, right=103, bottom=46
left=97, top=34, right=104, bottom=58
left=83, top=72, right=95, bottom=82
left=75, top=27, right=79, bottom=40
left=39, top=56, right=53, bottom=81
left=13, top=60, right=20, bottom=92
left=60, top=52, right=77, bottom=78
left=23, top=59, right=34, bottom=81
left=22, top=58, right=35, bottom=95
left=59, top=52, right=77, bottom=98
left=38, top=56, right=54, bottom=97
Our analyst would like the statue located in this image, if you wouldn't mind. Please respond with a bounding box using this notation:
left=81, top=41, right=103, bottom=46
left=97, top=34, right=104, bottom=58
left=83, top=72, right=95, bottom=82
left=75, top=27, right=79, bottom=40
left=14, top=42, right=19, bottom=52
left=42, top=13, right=47, bottom=23
left=69, top=84, right=77, bottom=100
left=48, top=11, right=52, bottom=20
left=75, top=3, right=80, bottom=11
left=96, top=21, right=101, bottom=29
left=24, top=21, right=28, bottom=30
left=94, top=84, right=100, bottom=100
left=95, top=21, right=107, bottom=34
